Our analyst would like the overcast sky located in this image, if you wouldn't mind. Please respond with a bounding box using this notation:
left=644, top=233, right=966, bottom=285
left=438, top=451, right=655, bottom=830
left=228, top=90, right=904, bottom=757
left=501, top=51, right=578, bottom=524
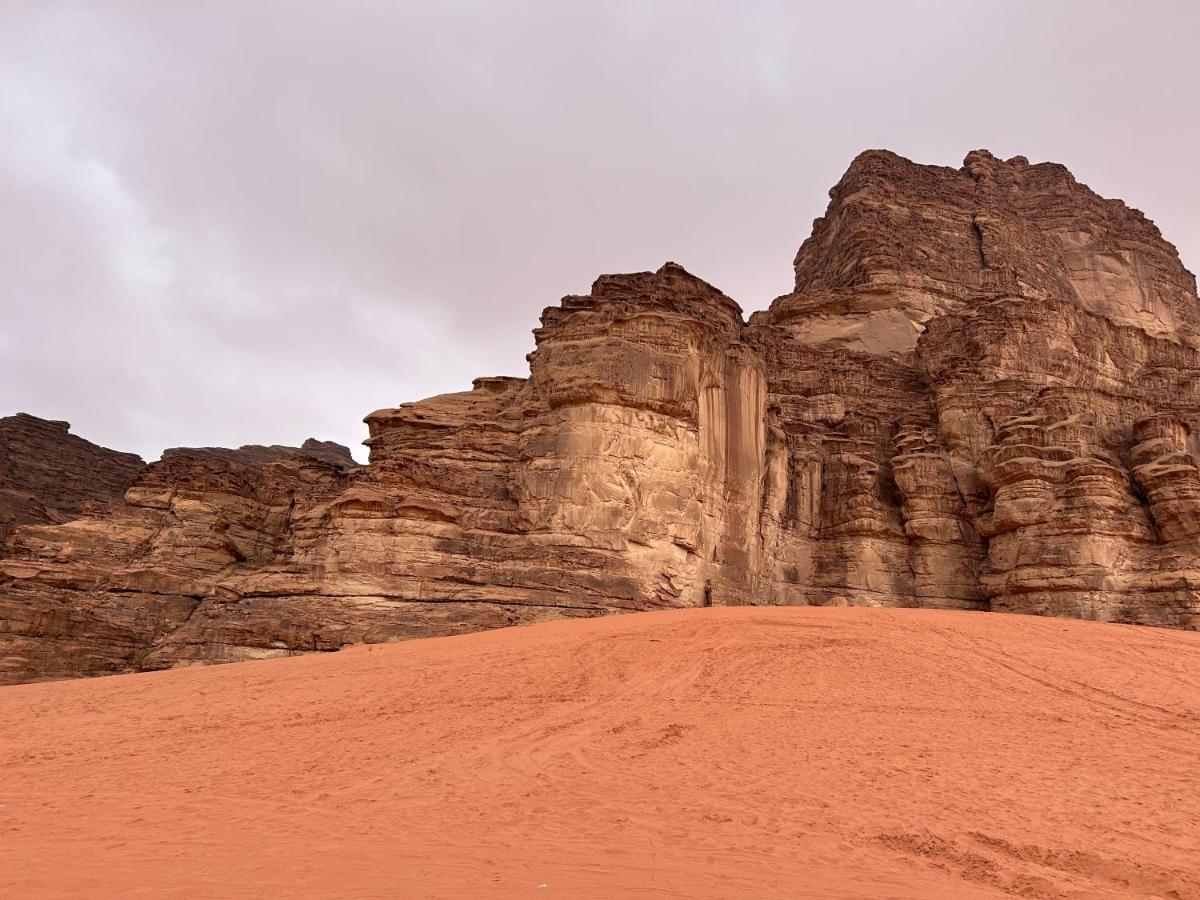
left=2, top=1, right=1197, bottom=462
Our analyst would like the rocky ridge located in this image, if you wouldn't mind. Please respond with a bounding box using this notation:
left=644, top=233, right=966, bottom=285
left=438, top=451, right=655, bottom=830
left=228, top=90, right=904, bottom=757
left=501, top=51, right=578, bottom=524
left=3, top=148, right=1199, bottom=683
left=0, top=414, right=145, bottom=545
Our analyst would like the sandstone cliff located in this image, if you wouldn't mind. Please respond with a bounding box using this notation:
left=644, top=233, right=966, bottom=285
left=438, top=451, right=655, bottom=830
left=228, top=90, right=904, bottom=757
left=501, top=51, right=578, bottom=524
left=3, top=149, right=1199, bottom=683
left=0, top=414, right=145, bottom=545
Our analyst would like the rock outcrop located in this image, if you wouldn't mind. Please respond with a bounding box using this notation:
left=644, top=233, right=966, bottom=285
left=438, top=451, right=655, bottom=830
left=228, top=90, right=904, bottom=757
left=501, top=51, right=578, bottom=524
left=0, top=438, right=358, bottom=682
left=160, top=438, right=356, bottom=468
left=3, top=148, right=1200, bottom=683
left=0, top=414, right=145, bottom=545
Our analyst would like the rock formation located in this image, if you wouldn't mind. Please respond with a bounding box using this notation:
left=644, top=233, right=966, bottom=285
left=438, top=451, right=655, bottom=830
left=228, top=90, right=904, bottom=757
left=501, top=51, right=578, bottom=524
left=3, top=148, right=1199, bottom=683
left=0, top=414, right=145, bottom=545
left=160, top=438, right=356, bottom=468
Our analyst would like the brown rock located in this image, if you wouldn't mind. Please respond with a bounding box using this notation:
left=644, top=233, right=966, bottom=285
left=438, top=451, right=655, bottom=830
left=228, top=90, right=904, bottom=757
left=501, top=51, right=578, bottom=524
left=0, top=413, right=145, bottom=545
left=161, top=438, right=356, bottom=468
left=4, top=148, right=1200, bottom=683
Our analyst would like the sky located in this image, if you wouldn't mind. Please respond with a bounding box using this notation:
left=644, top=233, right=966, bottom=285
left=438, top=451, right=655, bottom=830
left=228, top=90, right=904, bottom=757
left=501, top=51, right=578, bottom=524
left=2, top=1, right=1198, bottom=462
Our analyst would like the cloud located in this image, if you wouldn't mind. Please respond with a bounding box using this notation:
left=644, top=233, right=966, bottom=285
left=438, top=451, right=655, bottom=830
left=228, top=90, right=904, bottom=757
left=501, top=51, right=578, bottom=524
left=1, top=1, right=1197, bottom=461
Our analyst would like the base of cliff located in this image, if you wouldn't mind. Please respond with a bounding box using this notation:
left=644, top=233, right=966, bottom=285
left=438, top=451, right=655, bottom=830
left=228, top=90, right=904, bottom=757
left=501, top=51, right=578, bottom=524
left=2, top=606, right=1198, bottom=899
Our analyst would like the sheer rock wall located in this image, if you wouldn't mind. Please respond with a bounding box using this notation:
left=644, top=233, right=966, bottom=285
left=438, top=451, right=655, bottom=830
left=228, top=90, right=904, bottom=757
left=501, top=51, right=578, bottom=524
left=3, top=148, right=1199, bottom=682
left=0, top=414, right=145, bottom=545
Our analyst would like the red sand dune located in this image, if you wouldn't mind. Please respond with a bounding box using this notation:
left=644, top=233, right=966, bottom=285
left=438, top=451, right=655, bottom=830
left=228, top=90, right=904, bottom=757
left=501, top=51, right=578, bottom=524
left=2, top=607, right=1199, bottom=899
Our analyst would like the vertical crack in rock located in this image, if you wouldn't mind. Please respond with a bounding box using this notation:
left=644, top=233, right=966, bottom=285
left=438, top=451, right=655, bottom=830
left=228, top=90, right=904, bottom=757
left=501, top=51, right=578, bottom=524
left=971, top=215, right=989, bottom=270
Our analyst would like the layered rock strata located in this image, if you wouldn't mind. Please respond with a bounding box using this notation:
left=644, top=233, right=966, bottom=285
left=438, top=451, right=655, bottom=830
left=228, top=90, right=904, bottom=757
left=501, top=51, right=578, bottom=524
left=3, top=148, right=1199, bottom=683
left=0, top=414, right=145, bottom=544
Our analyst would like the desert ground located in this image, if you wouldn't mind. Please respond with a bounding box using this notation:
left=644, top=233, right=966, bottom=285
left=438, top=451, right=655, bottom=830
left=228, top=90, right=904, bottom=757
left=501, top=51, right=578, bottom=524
left=2, top=606, right=1198, bottom=899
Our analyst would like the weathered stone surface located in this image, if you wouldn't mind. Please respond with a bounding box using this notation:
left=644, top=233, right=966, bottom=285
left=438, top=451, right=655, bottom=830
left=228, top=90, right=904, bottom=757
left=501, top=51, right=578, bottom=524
left=4, top=148, right=1200, bottom=683
left=0, top=441, right=359, bottom=682
left=0, top=414, right=145, bottom=545
left=161, top=438, right=356, bottom=468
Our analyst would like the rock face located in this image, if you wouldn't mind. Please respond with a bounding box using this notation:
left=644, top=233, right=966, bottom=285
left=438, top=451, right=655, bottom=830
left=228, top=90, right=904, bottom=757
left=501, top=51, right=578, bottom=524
left=0, top=414, right=145, bottom=545
left=160, top=438, right=356, bottom=468
left=3, top=148, right=1200, bottom=683
left=0, top=438, right=358, bottom=683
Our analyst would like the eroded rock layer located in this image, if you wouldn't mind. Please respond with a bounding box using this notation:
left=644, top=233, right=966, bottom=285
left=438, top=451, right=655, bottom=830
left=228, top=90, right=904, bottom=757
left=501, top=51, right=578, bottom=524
left=0, top=414, right=145, bottom=545
left=3, top=149, right=1199, bottom=682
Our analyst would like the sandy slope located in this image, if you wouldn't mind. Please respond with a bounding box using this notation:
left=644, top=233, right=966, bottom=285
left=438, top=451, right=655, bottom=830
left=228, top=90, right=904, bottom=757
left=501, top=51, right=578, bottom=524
left=2, top=607, right=1199, bottom=899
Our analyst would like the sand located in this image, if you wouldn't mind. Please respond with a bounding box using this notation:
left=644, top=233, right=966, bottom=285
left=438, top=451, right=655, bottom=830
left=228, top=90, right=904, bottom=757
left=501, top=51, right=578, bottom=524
left=2, top=606, right=1198, bottom=899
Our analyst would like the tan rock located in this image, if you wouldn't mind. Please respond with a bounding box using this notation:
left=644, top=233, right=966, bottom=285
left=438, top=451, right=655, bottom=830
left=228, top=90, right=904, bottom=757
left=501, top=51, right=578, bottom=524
left=5, top=148, right=1200, bottom=682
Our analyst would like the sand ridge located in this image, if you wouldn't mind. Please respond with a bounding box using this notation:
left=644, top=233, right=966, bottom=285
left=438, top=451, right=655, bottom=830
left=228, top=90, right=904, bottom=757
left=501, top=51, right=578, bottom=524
left=2, top=606, right=1199, bottom=898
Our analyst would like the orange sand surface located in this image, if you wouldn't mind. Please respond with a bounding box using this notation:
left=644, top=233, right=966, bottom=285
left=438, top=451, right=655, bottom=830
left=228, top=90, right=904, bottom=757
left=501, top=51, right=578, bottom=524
left=2, top=606, right=1199, bottom=899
